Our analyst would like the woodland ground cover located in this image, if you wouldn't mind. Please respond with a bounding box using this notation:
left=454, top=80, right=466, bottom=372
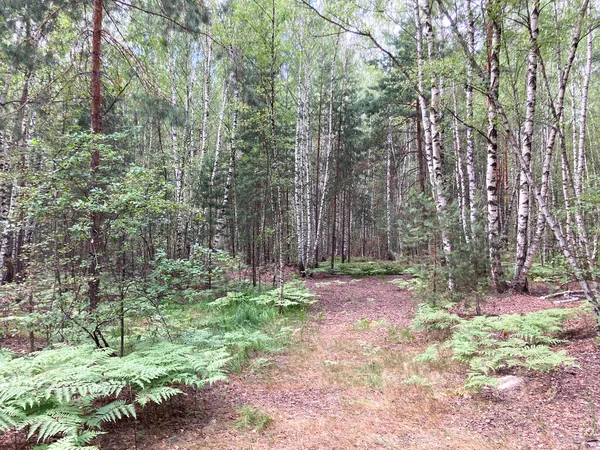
left=96, top=269, right=599, bottom=450
left=0, top=266, right=315, bottom=449
left=2, top=0, right=600, bottom=448
left=1, top=260, right=598, bottom=449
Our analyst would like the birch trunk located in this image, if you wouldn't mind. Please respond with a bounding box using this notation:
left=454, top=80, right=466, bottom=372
left=452, top=84, right=469, bottom=243
left=414, top=1, right=434, bottom=189
left=424, top=0, right=453, bottom=290
left=465, top=0, right=477, bottom=239
left=313, top=35, right=339, bottom=266
left=513, top=2, right=539, bottom=290
left=270, top=0, right=285, bottom=302
left=168, top=30, right=185, bottom=258
left=572, top=13, right=594, bottom=279
left=294, top=57, right=306, bottom=272
left=0, top=70, right=14, bottom=282
left=575, top=22, right=591, bottom=199
left=198, top=38, right=213, bottom=174
left=302, top=65, right=313, bottom=267
left=386, top=117, right=394, bottom=260
left=212, top=83, right=239, bottom=251
left=486, top=1, right=508, bottom=293
left=209, top=78, right=230, bottom=188
left=514, top=0, right=588, bottom=290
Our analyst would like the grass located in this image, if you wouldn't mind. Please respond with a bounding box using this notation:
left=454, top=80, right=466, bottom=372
left=192, top=274, right=544, bottom=450
left=163, top=282, right=313, bottom=372
left=353, top=318, right=376, bottom=331
left=235, top=406, right=273, bottom=432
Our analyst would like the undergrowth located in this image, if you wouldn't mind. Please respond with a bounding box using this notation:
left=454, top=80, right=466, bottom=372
left=235, top=406, right=273, bottom=432
left=312, top=259, right=406, bottom=276
left=0, top=343, right=229, bottom=449
left=178, top=281, right=315, bottom=371
left=0, top=281, right=315, bottom=448
left=412, top=304, right=581, bottom=389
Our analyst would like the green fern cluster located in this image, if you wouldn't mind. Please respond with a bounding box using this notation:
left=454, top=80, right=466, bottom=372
left=451, top=309, right=575, bottom=388
left=210, top=281, right=316, bottom=308
left=330, top=261, right=405, bottom=276
left=411, top=304, right=461, bottom=333
left=413, top=306, right=578, bottom=390
left=0, top=342, right=230, bottom=449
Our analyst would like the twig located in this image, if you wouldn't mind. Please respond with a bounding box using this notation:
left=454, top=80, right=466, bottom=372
left=541, top=290, right=585, bottom=300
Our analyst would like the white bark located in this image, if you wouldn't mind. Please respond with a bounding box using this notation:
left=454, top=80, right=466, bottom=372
left=386, top=118, right=393, bottom=259
left=465, top=0, right=477, bottom=239
left=486, top=3, right=507, bottom=292
left=210, top=78, right=230, bottom=188
left=571, top=11, right=594, bottom=280
left=0, top=71, right=13, bottom=282
left=212, top=83, right=239, bottom=251
left=302, top=66, right=313, bottom=266
left=514, top=2, right=539, bottom=288
left=198, top=38, right=213, bottom=174
left=515, top=0, right=589, bottom=290
left=294, top=57, right=306, bottom=270
left=313, top=35, right=339, bottom=263
left=414, top=1, right=434, bottom=189
left=168, top=30, right=185, bottom=258
left=452, top=83, right=469, bottom=243
left=423, top=0, right=453, bottom=290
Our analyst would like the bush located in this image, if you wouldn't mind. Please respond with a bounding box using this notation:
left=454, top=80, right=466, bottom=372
left=174, top=281, right=314, bottom=371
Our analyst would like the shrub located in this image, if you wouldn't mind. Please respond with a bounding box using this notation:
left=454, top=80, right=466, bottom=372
left=450, top=309, right=575, bottom=386
left=315, top=260, right=406, bottom=276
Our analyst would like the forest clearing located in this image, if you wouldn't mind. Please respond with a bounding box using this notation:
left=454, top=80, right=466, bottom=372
left=96, top=272, right=600, bottom=450
left=1, top=0, right=600, bottom=448
left=3, top=266, right=600, bottom=449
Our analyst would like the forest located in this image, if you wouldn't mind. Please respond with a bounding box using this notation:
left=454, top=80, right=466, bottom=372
left=0, top=0, right=599, bottom=448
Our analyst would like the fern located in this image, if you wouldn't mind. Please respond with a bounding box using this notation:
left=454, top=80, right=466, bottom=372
left=0, top=342, right=230, bottom=448
left=413, top=306, right=579, bottom=390
left=135, top=386, right=182, bottom=407
left=85, top=401, right=136, bottom=428
left=411, top=304, right=461, bottom=333
left=211, top=281, right=316, bottom=309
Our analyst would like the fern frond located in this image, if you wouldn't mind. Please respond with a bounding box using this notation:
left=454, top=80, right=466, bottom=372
left=135, top=386, right=182, bottom=407
left=86, top=400, right=136, bottom=428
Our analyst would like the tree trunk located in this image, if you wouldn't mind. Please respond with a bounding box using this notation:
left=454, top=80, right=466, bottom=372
left=89, top=0, right=103, bottom=309
left=270, top=0, right=285, bottom=302
left=294, top=56, right=306, bottom=272
left=212, top=81, right=238, bottom=251
left=423, top=0, right=453, bottom=290
left=452, top=83, right=469, bottom=244
left=198, top=38, right=213, bottom=174
left=513, top=1, right=539, bottom=291
left=485, top=1, right=508, bottom=293
left=465, top=0, right=477, bottom=240
left=314, top=35, right=339, bottom=267
left=386, top=117, right=394, bottom=260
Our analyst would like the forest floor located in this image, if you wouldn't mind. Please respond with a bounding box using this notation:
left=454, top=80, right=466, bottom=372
left=98, top=273, right=600, bottom=450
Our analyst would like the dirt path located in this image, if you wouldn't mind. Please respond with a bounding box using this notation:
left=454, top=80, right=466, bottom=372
left=103, top=274, right=485, bottom=449
left=101, top=274, right=599, bottom=450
